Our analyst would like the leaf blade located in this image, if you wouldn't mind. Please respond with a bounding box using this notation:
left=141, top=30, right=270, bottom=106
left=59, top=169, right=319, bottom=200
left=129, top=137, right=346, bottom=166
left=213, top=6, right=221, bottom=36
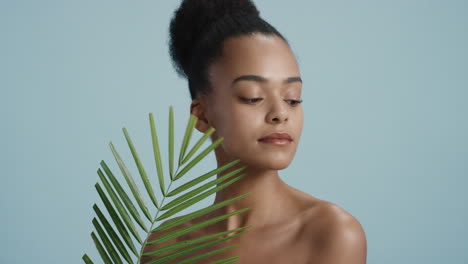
left=167, top=159, right=242, bottom=197
left=156, top=174, right=247, bottom=221
left=153, top=192, right=251, bottom=233
left=178, top=114, right=198, bottom=166
left=98, top=169, right=143, bottom=243
left=123, top=127, right=159, bottom=209
left=169, top=106, right=174, bottom=180
left=101, top=160, right=151, bottom=224
left=149, top=112, right=165, bottom=196
left=92, top=218, right=123, bottom=264
left=174, top=137, right=224, bottom=181
left=90, top=232, right=112, bottom=264
left=109, top=141, right=156, bottom=212
left=162, top=168, right=246, bottom=211
left=181, top=126, right=215, bottom=165
left=209, top=256, right=241, bottom=264
left=149, top=208, right=250, bottom=245
left=95, top=183, right=138, bottom=256
left=176, top=244, right=243, bottom=264
left=82, top=254, right=94, bottom=264
left=143, top=225, right=251, bottom=257
left=93, top=204, right=134, bottom=264
left=148, top=231, right=247, bottom=264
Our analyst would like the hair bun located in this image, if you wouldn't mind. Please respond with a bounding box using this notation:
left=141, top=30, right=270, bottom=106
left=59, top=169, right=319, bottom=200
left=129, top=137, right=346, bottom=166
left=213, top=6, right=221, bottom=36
left=169, top=0, right=260, bottom=78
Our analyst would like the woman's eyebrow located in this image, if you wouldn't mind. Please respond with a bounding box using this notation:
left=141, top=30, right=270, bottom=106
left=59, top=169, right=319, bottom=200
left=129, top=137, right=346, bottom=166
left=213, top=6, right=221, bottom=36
left=231, top=75, right=302, bottom=86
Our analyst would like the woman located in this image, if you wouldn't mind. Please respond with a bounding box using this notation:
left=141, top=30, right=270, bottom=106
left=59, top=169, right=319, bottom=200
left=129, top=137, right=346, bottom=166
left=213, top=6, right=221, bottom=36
left=143, top=0, right=367, bottom=263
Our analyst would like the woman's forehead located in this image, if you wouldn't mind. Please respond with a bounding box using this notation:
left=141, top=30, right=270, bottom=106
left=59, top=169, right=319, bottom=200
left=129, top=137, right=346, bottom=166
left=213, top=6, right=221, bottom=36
left=209, top=34, right=300, bottom=85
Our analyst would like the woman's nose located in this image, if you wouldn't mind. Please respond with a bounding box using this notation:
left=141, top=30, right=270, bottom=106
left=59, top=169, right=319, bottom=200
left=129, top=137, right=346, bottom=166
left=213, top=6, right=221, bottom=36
left=265, top=98, right=289, bottom=124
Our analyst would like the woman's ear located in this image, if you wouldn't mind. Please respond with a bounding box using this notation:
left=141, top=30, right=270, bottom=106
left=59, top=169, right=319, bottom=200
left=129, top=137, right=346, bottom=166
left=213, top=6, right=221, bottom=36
left=190, top=96, right=212, bottom=133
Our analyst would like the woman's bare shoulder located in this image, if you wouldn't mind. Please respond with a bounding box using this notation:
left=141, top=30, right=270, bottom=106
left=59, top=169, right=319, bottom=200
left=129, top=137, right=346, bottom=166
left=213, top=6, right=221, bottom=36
left=303, top=199, right=367, bottom=262
left=287, top=183, right=362, bottom=231
left=305, top=199, right=358, bottom=225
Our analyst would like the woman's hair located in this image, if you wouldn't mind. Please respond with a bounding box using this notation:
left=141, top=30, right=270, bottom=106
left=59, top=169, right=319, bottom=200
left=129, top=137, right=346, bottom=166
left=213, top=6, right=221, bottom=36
left=169, top=0, right=289, bottom=100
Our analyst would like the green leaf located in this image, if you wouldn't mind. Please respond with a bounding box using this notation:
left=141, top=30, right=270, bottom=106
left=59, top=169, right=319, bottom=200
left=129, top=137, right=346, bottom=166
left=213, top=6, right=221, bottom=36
left=167, top=159, right=242, bottom=197
left=149, top=112, right=165, bottom=196
left=95, top=183, right=138, bottom=256
left=82, top=254, right=94, bottom=264
left=178, top=114, right=198, bottom=166
left=176, top=244, right=242, bottom=264
left=209, top=256, right=240, bottom=264
left=169, top=105, right=174, bottom=180
left=109, top=141, right=157, bottom=212
left=92, top=218, right=123, bottom=264
left=181, top=126, right=216, bottom=165
left=153, top=192, right=251, bottom=233
left=85, top=106, right=253, bottom=264
left=149, top=208, right=250, bottom=245
left=90, top=231, right=112, bottom=264
left=123, top=127, right=160, bottom=209
left=101, top=160, right=151, bottom=223
left=93, top=204, right=134, bottom=264
left=174, top=137, right=224, bottom=180
left=148, top=231, right=247, bottom=264
left=97, top=168, right=143, bottom=242
left=156, top=174, right=247, bottom=221
left=161, top=168, right=246, bottom=211
left=143, top=225, right=251, bottom=257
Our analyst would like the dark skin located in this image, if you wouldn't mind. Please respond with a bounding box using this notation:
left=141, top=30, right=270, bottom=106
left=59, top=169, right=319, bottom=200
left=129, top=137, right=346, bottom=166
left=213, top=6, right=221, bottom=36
left=142, top=33, right=367, bottom=264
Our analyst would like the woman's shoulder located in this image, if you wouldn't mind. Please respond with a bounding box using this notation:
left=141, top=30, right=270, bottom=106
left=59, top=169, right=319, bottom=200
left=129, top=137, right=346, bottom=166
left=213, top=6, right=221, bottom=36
left=304, top=199, right=362, bottom=230
left=287, top=184, right=363, bottom=232
left=302, top=198, right=367, bottom=260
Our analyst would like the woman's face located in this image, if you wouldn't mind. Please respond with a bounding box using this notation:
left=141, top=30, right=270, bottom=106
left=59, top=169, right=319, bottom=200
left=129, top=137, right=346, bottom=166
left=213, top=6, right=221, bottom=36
left=193, top=33, right=303, bottom=170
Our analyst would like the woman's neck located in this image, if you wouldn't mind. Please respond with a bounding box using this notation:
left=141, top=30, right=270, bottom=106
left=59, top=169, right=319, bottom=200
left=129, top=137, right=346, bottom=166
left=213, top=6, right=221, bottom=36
left=211, top=159, right=294, bottom=230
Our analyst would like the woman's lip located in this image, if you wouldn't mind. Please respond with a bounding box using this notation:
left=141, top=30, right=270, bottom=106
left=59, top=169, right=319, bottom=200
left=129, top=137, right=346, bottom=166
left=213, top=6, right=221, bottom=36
left=258, top=138, right=292, bottom=145
left=258, top=132, right=293, bottom=141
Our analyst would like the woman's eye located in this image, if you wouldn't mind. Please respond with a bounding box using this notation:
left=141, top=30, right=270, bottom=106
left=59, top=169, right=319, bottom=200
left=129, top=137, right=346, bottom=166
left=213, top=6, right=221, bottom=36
left=287, top=99, right=303, bottom=106
left=240, top=97, right=263, bottom=104
left=240, top=97, right=303, bottom=106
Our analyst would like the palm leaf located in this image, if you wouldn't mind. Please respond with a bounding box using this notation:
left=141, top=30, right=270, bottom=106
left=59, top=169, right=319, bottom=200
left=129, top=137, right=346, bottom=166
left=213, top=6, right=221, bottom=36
left=146, top=231, right=246, bottom=264
left=149, top=113, right=166, bottom=196
left=168, top=106, right=175, bottom=180
left=123, top=127, right=159, bottom=209
left=178, top=114, right=197, bottom=166
left=83, top=106, right=252, bottom=264
left=144, top=226, right=250, bottom=257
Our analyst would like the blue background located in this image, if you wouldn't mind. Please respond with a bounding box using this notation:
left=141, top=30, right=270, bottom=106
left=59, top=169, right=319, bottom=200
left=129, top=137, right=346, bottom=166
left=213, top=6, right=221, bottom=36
left=1, top=0, right=467, bottom=263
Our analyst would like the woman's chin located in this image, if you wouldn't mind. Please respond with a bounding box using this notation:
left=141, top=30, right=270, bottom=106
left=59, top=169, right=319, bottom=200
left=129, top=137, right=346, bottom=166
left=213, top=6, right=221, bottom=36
left=240, top=156, right=293, bottom=171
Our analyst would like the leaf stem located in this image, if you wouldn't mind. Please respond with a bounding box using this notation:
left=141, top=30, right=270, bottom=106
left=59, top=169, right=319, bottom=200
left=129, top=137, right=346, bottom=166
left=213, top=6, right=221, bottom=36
left=137, top=166, right=181, bottom=263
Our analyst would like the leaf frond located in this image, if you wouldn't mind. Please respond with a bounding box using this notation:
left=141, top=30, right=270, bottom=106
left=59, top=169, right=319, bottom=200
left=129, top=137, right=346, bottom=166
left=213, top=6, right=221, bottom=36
left=91, top=231, right=112, bottom=264
left=181, top=126, right=216, bottom=165
left=156, top=173, right=247, bottom=221
left=149, top=208, right=250, bottom=245
left=82, top=254, right=94, bottom=264
left=153, top=192, right=251, bottom=233
left=146, top=230, right=247, bottom=264
left=161, top=168, right=247, bottom=211
left=93, top=204, right=134, bottom=263
left=97, top=168, right=143, bottom=242
left=101, top=160, right=151, bottom=223
left=149, top=112, right=165, bottom=196
left=94, top=183, right=138, bottom=255
left=174, top=137, right=224, bottom=180
left=178, top=114, right=198, bottom=166
left=167, top=160, right=243, bottom=197
left=144, top=225, right=251, bottom=257
left=123, top=127, right=160, bottom=208
left=84, top=107, right=252, bottom=264
left=168, top=106, right=174, bottom=179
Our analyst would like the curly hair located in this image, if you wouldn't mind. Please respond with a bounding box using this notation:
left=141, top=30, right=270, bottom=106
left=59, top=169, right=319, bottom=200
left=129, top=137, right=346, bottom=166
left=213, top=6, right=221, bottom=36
left=168, top=0, right=289, bottom=100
